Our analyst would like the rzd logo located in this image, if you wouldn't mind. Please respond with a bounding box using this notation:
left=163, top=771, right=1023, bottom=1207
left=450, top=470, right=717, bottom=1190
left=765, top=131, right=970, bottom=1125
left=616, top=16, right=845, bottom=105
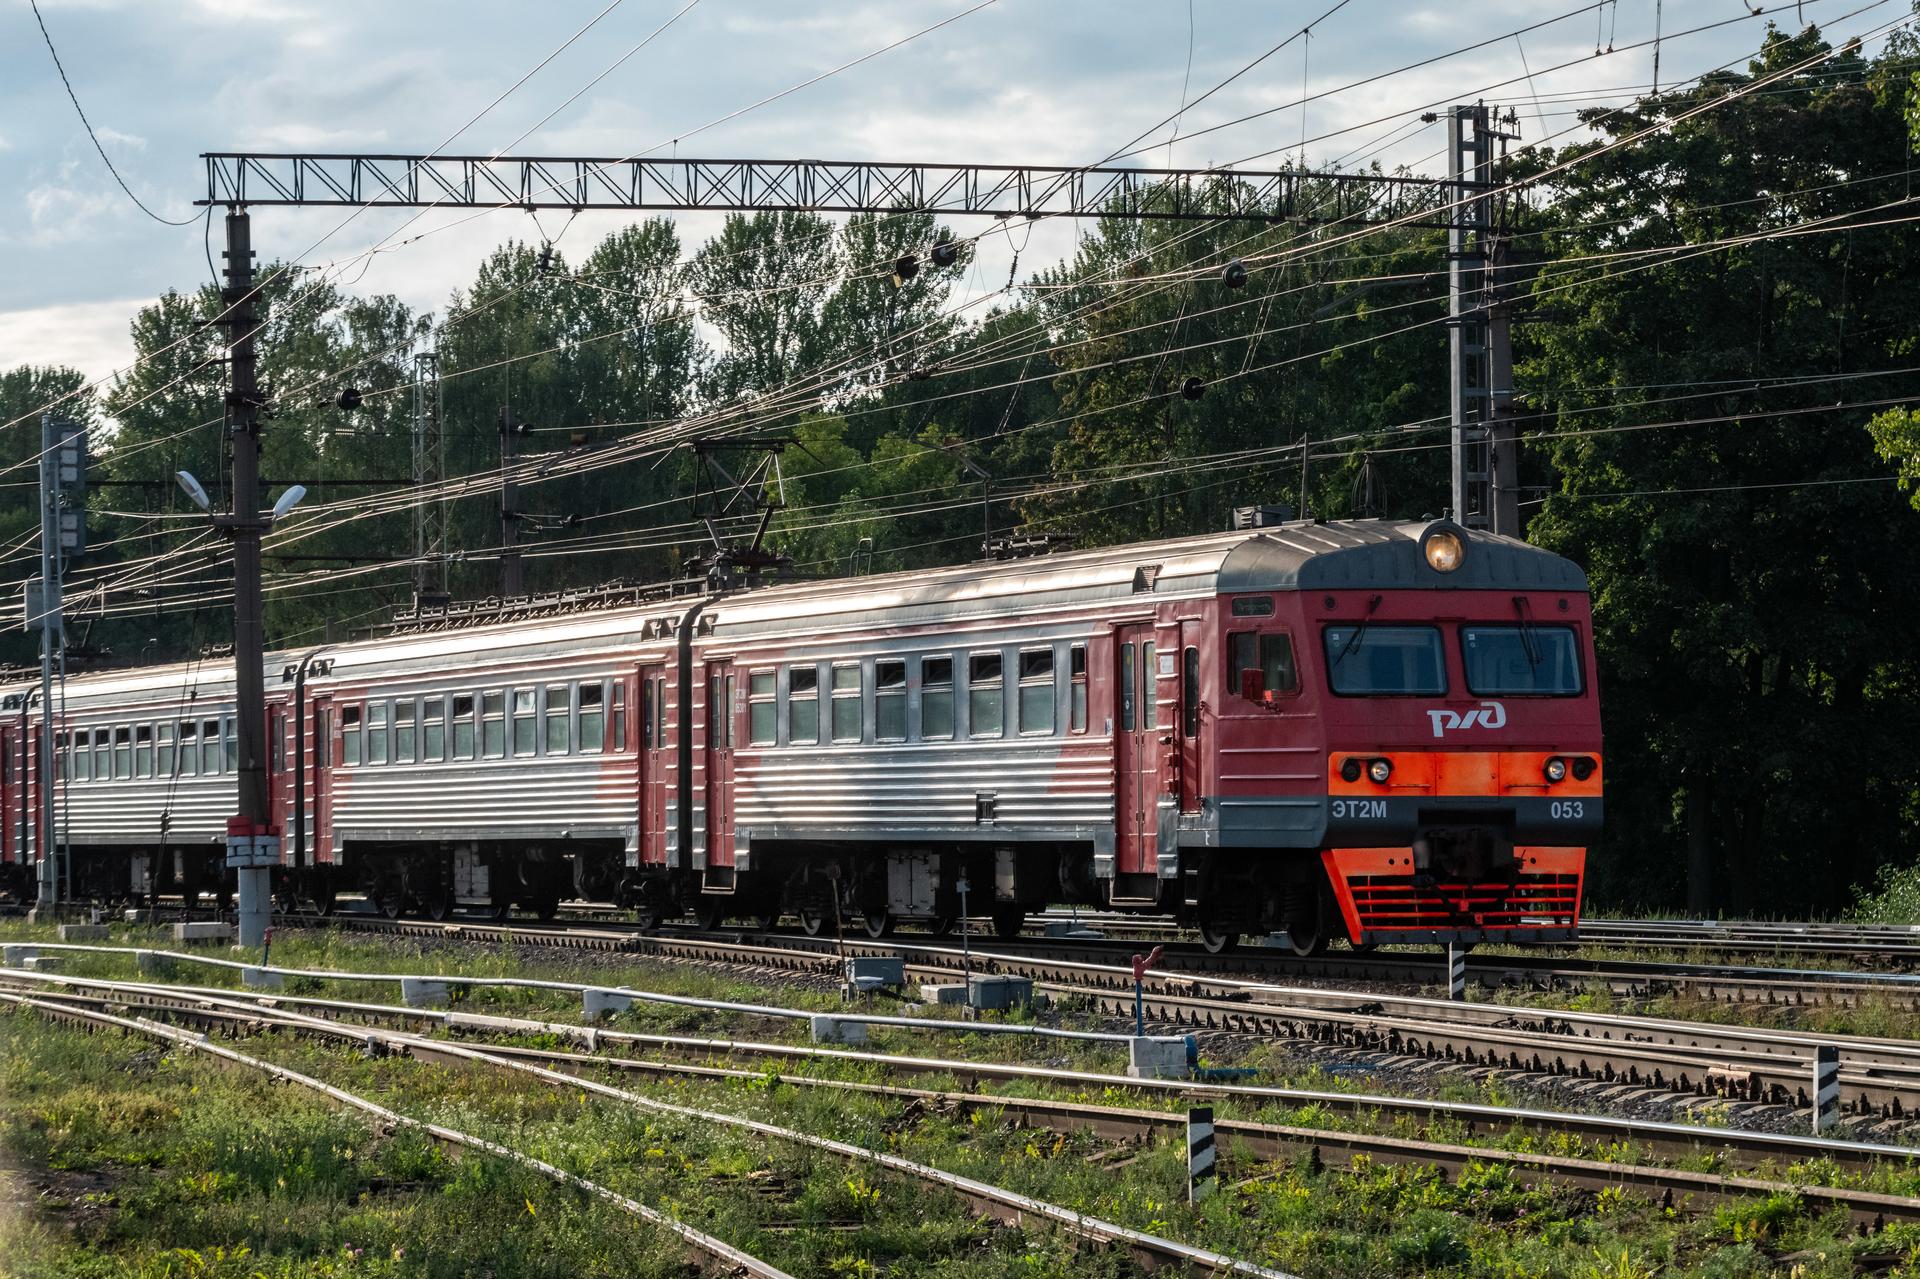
left=1428, top=701, right=1506, bottom=738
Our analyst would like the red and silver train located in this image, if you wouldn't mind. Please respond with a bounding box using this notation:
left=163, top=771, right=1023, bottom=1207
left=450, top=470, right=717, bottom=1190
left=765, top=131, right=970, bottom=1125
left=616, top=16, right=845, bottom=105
left=0, top=518, right=1600, bottom=952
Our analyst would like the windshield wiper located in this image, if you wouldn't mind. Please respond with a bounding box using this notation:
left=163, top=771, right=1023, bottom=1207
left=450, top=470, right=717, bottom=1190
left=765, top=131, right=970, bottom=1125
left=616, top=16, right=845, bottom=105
left=1332, top=593, right=1384, bottom=669
left=1512, top=595, right=1540, bottom=666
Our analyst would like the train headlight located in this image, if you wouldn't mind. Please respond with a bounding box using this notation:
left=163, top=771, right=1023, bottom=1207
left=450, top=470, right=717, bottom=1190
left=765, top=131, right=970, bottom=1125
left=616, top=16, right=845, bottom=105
left=1571, top=756, right=1597, bottom=781
left=1367, top=758, right=1393, bottom=784
left=1340, top=758, right=1363, bottom=783
left=1423, top=528, right=1465, bottom=573
left=1543, top=757, right=1568, bottom=783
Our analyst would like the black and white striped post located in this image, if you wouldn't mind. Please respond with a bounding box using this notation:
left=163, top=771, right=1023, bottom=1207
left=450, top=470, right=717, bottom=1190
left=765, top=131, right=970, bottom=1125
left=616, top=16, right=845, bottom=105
left=1187, top=1106, right=1216, bottom=1204
left=1446, top=943, right=1467, bottom=1001
left=1812, top=1045, right=1839, bottom=1134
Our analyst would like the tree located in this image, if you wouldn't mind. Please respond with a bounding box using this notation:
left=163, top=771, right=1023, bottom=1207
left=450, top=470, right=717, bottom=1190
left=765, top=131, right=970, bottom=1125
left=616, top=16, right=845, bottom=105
left=688, top=212, right=838, bottom=401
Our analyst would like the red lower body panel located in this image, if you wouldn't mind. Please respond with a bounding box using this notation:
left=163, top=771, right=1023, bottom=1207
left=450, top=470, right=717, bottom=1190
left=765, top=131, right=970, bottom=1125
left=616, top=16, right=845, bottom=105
left=1321, top=846, right=1585, bottom=943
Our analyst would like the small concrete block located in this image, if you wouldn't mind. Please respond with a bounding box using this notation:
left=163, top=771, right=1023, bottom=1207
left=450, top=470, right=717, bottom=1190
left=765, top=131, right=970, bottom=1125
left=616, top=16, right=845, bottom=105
left=20, top=955, right=59, bottom=972
left=844, top=956, right=905, bottom=990
left=241, top=966, right=284, bottom=991
left=135, top=950, right=169, bottom=976
left=582, top=988, right=632, bottom=1020
left=401, top=978, right=451, bottom=1009
left=809, top=1014, right=869, bottom=1045
left=919, top=983, right=968, bottom=1006
left=967, top=974, right=1034, bottom=1011
left=172, top=921, right=233, bottom=944
left=58, top=924, right=110, bottom=942
left=1127, top=1035, right=1192, bottom=1081
left=124, top=909, right=145, bottom=924
left=2, top=944, right=38, bottom=966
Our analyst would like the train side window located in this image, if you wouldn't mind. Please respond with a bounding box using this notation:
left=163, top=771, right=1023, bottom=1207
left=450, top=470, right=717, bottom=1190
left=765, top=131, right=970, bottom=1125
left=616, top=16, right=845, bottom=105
left=830, top=664, right=862, bottom=743
left=1017, top=648, right=1054, bottom=735
left=135, top=725, right=154, bottom=779
left=451, top=695, right=475, bottom=760
left=748, top=672, right=776, bottom=745
left=920, top=657, right=954, bottom=740
left=393, top=699, right=417, bottom=764
left=512, top=689, right=537, bottom=756
left=423, top=696, right=446, bottom=762
left=579, top=682, right=605, bottom=753
left=201, top=719, right=221, bottom=774
left=546, top=684, right=572, bottom=756
left=365, top=703, right=389, bottom=765
left=1119, top=644, right=1136, bottom=731
left=177, top=722, right=197, bottom=777
left=113, top=727, right=131, bottom=780
left=268, top=715, right=283, bottom=773
left=968, top=652, right=1003, bottom=738
left=611, top=682, right=627, bottom=752
left=1069, top=644, right=1088, bottom=734
left=67, top=732, right=86, bottom=782
left=1228, top=632, right=1299, bottom=700
left=92, top=729, right=109, bottom=781
left=724, top=676, right=735, bottom=749
left=641, top=680, right=656, bottom=750
left=483, top=691, right=506, bottom=758
left=158, top=722, right=177, bottom=777
left=788, top=665, right=819, bottom=745
left=652, top=677, right=665, bottom=746
left=341, top=706, right=361, bottom=766
left=1182, top=647, right=1200, bottom=739
left=1142, top=642, right=1159, bottom=730
left=223, top=717, right=239, bottom=773
left=875, top=660, right=907, bottom=742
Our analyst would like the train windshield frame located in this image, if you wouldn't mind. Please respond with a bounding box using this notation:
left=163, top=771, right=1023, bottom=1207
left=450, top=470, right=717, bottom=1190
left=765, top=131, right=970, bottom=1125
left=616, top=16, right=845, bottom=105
left=1323, top=625, right=1447, bottom=696
left=1460, top=625, right=1584, bottom=696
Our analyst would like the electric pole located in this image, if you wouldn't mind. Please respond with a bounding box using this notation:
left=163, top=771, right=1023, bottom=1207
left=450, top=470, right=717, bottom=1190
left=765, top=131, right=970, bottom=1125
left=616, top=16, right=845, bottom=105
left=498, top=403, right=523, bottom=597
left=1487, top=230, right=1521, bottom=537
left=219, top=208, right=276, bottom=949
left=1446, top=104, right=1494, bottom=531
left=412, top=349, right=447, bottom=606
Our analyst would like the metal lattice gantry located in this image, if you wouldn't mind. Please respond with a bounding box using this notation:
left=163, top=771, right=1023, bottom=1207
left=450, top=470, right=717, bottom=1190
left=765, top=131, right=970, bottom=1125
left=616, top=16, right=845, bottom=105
left=200, top=153, right=1459, bottom=226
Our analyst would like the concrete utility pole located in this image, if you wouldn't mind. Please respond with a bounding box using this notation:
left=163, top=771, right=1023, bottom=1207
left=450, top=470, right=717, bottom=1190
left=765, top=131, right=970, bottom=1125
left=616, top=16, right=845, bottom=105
left=1487, top=230, right=1521, bottom=537
left=1446, top=104, right=1494, bottom=530
left=498, top=403, right=523, bottom=597
left=35, top=415, right=58, bottom=906
left=219, top=208, right=275, bottom=949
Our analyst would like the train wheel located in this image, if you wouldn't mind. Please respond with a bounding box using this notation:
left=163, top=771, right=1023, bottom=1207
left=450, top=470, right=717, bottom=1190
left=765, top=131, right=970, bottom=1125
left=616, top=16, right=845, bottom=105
left=691, top=899, right=724, bottom=931
left=861, top=910, right=894, bottom=939
left=372, top=881, right=405, bottom=920
left=308, top=881, right=337, bottom=918
left=797, top=906, right=829, bottom=937
left=423, top=888, right=454, bottom=922
left=926, top=917, right=955, bottom=937
left=1197, top=922, right=1240, bottom=955
left=753, top=908, right=781, bottom=932
left=989, top=906, right=1025, bottom=939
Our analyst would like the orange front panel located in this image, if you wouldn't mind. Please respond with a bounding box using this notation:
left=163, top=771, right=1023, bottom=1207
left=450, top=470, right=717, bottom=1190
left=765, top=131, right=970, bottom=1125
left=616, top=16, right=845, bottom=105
left=1327, top=751, right=1602, bottom=798
left=1321, top=845, right=1585, bottom=940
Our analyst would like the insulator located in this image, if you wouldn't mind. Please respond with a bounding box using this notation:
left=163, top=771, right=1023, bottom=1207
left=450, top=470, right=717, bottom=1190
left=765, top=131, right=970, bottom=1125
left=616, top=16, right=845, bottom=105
left=930, top=241, right=960, bottom=268
left=336, top=387, right=363, bottom=412
left=1180, top=376, right=1206, bottom=401
left=1221, top=258, right=1249, bottom=289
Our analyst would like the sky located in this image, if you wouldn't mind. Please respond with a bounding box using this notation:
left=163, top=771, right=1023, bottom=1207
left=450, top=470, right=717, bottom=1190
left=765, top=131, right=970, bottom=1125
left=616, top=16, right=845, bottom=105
left=0, top=0, right=1906, bottom=390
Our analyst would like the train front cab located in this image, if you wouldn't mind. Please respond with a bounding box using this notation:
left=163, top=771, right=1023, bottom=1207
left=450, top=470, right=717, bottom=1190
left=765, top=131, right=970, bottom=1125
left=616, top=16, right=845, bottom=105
left=1202, top=520, right=1601, bottom=950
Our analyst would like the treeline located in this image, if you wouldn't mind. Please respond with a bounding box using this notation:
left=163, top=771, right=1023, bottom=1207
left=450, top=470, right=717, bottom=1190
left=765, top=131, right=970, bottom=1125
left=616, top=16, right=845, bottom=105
left=4, top=26, right=1920, bottom=914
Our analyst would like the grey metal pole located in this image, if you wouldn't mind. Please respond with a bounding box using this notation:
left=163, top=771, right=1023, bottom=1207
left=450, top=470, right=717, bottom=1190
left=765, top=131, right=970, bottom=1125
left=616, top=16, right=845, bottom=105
left=499, top=404, right=523, bottom=597
left=1487, top=235, right=1520, bottom=538
left=222, top=208, right=273, bottom=950
left=1447, top=105, right=1493, bottom=530
left=36, top=414, right=58, bottom=907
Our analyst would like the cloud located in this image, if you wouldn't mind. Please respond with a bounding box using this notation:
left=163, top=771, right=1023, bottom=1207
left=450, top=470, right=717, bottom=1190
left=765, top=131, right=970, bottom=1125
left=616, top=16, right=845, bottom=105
left=0, top=298, right=143, bottom=388
left=93, top=127, right=146, bottom=151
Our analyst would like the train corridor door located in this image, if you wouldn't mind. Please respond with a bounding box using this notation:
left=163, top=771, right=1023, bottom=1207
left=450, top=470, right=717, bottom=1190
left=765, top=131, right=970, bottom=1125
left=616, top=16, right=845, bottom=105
left=638, top=667, right=668, bottom=866
left=1177, top=619, right=1205, bottom=814
left=703, top=662, right=736, bottom=890
left=1113, top=624, right=1159, bottom=887
left=308, top=696, right=333, bottom=867
left=0, top=726, right=15, bottom=870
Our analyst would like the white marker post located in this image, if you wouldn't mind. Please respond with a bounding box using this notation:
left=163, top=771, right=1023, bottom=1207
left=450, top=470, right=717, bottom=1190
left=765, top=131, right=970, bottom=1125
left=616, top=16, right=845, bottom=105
left=1812, top=1045, right=1839, bottom=1134
left=1187, top=1106, right=1216, bottom=1204
left=1446, top=943, right=1467, bottom=1001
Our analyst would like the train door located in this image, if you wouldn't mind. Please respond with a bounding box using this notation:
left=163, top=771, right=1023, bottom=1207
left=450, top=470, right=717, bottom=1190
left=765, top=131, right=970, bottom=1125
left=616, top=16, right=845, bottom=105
left=0, top=726, right=13, bottom=866
left=1114, top=624, right=1159, bottom=879
left=267, top=706, right=291, bottom=846
left=1177, top=619, right=1205, bottom=814
left=638, top=666, right=668, bottom=865
left=308, top=695, right=333, bottom=865
left=703, top=661, right=736, bottom=887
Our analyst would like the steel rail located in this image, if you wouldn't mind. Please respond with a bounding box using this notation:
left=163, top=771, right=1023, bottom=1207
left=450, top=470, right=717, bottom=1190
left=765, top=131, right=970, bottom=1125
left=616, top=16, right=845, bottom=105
left=0, top=992, right=797, bottom=1279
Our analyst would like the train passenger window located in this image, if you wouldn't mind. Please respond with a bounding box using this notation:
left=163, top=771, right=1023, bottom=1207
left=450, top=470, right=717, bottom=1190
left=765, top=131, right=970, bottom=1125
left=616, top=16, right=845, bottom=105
left=1461, top=626, right=1584, bottom=696
left=1182, top=648, right=1201, bottom=739
left=1141, top=643, right=1158, bottom=730
left=365, top=703, right=389, bottom=765
left=875, top=660, right=906, bottom=741
left=1119, top=644, right=1135, bottom=731
left=748, top=673, right=776, bottom=745
left=178, top=722, right=197, bottom=777
left=135, top=725, right=154, bottom=779
left=316, top=709, right=331, bottom=768
left=483, top=692, right=506, bottom=758
left=393, top=700, right=417, bottom=764
left=724, top=676, right=735, bottom=749
left=546, top=685, right=571, bottom=755
left=579, top=683, right=604, bottom=753
left=1017, top=649, right=1054, bottom=735
left=968, top=652, right=1003, bottom=738
left=224, top=717, right=238, bottom=772
left=830, top=665, right=862, bottom=743
left=652, top=677, right=665, bottom=747
left=66, top=732, right=85, bottom=783
left=341, top=706, right=361, bottom=766
left=92, top=729, right=109, bottom=781
left=113, top=728, right=131, bottom=780
left=1228, top=632, right=1300, bottom=700
left=641, top=681, right=656, bottom=750
left=788, top=665, right=819, bottom=745
left=269, top=716, right=284, bottom=773
left=1323, top=625, right=1446, bottom=696
left=610, top=683, right=627, bottom=752
left=512, top=690, right=537, bottom=756
left=920, top=657, right=954, bottom=740
left=201, top=719, right=221, bottom=774
left=451, top=695, right=475, bottom=760
left=1069, top=645, right=1088, bottom=734
left=423, top=697, right=446, bottom=762
left=158, top=723, right=176, bottom=777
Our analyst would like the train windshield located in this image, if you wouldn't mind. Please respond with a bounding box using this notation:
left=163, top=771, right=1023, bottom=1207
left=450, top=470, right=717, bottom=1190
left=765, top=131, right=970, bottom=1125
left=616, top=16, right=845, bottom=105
left=1323, top=625, right=1446, bottom=695
left=1461, top=626, right=1584, bottom=695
